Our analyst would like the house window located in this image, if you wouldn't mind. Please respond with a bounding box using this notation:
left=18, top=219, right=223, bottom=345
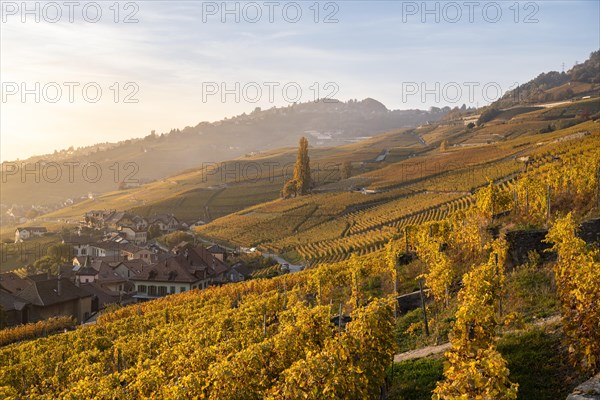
left=192, top=285, right=196, bottom=289
left=81, top=248, right=87, bottom=255
left=180, top=287, right=186, bottom=293
left=158, top=286, right=167, bottom=296
left=138, top=285, right=147, bottom=293
left=148, top=286, right=157, bottom=296
left=170, top=286, right=175, bottom=294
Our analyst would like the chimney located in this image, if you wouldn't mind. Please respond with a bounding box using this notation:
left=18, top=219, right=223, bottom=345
left=57, top=275, right=62, bottom=296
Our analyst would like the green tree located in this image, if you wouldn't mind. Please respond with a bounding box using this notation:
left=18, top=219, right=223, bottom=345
left=286, top=137, right=311, bottom=196
left=33, top=256, right=60, bottom=275
left=47, top=243, right=73, bottom=263
left=147, top=224, right=162, bottom=240
left=160, top=231, right=194, bottom=249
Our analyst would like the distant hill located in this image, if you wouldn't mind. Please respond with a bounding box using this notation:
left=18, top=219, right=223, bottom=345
left=0, top=99, right=446, bottom=208
left=36, top=98, right=599, bottom=235
left=493, top=50, right=599, bottom=108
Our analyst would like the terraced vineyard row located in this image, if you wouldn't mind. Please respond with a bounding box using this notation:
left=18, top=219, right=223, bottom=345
left=296, top=227, right=395, bottom=262
left=198, top=188, right=417, bottom=249
left=296, top=194, right=475, bottom=263
left=197, top=122, right=598, bottom=266
left=344, top=192, right=463, bottom=236
left=266, top=130, right=597, bottom=264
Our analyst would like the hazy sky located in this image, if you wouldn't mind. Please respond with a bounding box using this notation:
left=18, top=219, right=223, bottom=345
left=1, top=0, right=598, bottom=161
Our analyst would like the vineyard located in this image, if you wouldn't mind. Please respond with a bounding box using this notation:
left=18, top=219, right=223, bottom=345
left=0, top=256, right=398, bottom=399
left=1, top=123, right=599, bottom=398
left=194, top=119, right=599, bottom=266
left=2, top=141, right=598, bottom=397
left=1, top=83, right=598, bottom=399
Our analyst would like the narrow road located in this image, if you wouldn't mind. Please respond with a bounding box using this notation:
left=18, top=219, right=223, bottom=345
left=261, top=252, right=304, bottom=273
left=409, top=131, right=426, bottom=145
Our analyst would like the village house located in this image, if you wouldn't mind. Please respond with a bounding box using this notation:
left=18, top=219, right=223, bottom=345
left=84, top=209, right=115, bottom=228
left=114, top=214, right=148, bottom=231
left=129, top=215, right=149, bottom=230
left=112, top=259, right=146, bottom=280
left=104, top=231, right=130, bottom=244
left=130, top=255, right=209, bottom=300
left=228, top=262, right=253, bottom=282
left=84, top=210, right=149, bottom=231
left=94, top=262, right=132, bottom=294
left=14, top=277, right=93, bottom=323
left=173, top=243, right=229, bottom=283
left=1, top=271, right=98, bottom=327
left=74, top=262, right=97, bottom=285
left=62, top=234, right=95, bottom=257
left=88, top=242, right=123, bottom=259
left=188, top=219, right=206, bottom=229
left=85, top=210, right=106, bottom=220
left=207, top=244, right=228, bottom=261
left=72, top=256, right=132, bottom=294
left=149, top=214, right=180, bottom=234
left=0, top=289, right=29, bottom=327
left=120, top=244, right=154, bottom=263
left=14, top=227, right=48, bottom=243
left=73, top=255, right=120, bottom=268
left=79, top=282, right=123, bottom=313
left=103, top=211, right=127, bottom=229
left=118, top=226, right=148, bottom=245
left=131, top=244, right=228, bottom=301
left=0, top=272, right=32, bottom=294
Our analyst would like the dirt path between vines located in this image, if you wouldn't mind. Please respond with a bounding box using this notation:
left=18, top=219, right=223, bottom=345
left=394, top=342, right=451, bottom=362
left=393, top=315, right=561, bottom=363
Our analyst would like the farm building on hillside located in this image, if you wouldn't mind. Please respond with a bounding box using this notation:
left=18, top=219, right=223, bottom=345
left=14, top=227, right=48, bottom=242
